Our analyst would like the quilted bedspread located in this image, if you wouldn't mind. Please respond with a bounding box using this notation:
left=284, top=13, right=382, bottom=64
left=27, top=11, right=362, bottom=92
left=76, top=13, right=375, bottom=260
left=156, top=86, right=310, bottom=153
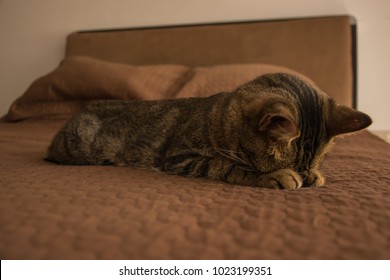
left=1, top=118, right=390, bottom=260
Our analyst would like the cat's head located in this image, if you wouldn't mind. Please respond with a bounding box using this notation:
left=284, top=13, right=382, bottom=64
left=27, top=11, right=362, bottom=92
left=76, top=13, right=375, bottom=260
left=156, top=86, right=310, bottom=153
left=235, top=73, right=372, bottom=173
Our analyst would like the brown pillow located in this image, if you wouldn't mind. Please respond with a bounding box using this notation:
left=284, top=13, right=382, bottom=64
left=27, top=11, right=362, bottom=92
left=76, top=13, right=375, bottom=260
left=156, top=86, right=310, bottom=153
left=5, top=56, right=314, bottom=121
left=5, top=56, right=189, bottom=121
left=176, top=64, right=312, bottom=98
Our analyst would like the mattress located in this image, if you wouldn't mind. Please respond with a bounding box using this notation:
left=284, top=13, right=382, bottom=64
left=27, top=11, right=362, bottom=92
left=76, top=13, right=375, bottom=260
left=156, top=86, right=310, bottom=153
left=0, top=118, right=389, bottom=259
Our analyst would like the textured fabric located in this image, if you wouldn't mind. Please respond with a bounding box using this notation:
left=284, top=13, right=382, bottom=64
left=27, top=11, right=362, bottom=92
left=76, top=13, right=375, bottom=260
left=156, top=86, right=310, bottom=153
left=0, top=118, right=389, bottom=259
left=5, top=56, right=310, bottom=121
left=66, top=16, right=353, bottom=107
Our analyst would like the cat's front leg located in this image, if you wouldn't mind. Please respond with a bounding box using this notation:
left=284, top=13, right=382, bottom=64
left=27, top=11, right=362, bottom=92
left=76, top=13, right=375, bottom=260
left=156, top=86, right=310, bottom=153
left=223, top=166, right=302, bottom=189
left=300, top=169, right=325, bottom=188
left=257, top=169, right=303, bottom=190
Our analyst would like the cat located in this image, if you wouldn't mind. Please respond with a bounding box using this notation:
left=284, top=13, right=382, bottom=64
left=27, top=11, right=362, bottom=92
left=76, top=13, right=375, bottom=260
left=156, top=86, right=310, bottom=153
left=46, top=73, right=372, bottom=189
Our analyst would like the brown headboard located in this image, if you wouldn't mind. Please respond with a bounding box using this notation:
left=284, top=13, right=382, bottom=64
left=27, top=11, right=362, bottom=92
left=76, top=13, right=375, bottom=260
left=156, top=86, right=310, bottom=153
left=66, top=15, right=356, bottom=107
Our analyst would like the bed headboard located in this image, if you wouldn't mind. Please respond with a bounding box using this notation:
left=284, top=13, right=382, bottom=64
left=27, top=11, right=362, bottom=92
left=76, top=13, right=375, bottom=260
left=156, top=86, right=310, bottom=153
left=66, top=15, right=356, bottom=108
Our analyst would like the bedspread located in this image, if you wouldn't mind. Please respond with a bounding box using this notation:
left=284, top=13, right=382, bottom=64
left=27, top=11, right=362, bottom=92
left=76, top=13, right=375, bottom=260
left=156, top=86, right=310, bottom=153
left=1, top=119, right=389, bottom=259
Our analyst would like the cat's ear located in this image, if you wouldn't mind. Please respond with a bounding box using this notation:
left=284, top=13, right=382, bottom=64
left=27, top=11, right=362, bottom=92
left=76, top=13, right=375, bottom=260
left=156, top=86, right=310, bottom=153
left=329, top=105, right=372, bottom=136
left=243, top=99, right=300, bottom=141
left=258, top=110, right=300, bottom=142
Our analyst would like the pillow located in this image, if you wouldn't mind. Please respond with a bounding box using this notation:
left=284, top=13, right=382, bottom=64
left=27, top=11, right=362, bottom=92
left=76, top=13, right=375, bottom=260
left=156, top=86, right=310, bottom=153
left=176, top=64, right=313, bottom=98
left=5, top=56, right=314, bottom=121
left=5, top=56, right=189, bottom=121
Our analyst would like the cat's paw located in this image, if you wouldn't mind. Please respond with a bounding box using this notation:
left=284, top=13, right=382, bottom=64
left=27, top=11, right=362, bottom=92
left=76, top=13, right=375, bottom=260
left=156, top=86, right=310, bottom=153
left=301, top=169, right=325, bottom=188
left=259, top=169, right=303, bottom=190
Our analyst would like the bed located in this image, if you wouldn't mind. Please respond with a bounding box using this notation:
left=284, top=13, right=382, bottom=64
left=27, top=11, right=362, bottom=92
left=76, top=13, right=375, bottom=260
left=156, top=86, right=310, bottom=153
left=1, top=15, right=390, bottom=259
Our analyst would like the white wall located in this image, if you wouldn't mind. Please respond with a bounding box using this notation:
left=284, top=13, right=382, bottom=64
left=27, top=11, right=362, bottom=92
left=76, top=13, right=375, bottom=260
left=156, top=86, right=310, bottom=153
left=1, top=0, right=389, bottom=130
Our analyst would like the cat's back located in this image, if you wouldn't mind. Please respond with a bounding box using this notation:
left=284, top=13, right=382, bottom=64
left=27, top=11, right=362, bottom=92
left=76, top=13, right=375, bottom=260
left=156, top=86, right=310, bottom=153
left=85, top=93, right=229, bottom=123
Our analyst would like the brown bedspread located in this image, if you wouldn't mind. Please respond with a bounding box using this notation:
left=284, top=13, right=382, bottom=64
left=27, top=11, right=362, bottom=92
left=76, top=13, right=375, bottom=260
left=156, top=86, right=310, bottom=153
left=1, top=118, right=389, bottom=259
left=1, top=54, right=389, bottom=259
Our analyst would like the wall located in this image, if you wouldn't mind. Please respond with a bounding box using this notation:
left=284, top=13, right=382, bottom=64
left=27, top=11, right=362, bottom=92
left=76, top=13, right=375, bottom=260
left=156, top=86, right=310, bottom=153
left=0, top=0, right=389, bottom=130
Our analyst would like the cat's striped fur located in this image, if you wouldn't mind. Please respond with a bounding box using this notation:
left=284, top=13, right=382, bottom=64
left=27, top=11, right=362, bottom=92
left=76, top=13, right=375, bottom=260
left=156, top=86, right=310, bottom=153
left=46, top=73, right=372, bottom=189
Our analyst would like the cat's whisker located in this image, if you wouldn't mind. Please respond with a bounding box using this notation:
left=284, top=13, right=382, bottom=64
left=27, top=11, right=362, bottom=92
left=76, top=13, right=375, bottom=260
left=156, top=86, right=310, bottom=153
left=215, top=147, right=254, bottom=170
left=236, top=165, right=256, bottom=172
left=215, top=148, right=241, bottom=162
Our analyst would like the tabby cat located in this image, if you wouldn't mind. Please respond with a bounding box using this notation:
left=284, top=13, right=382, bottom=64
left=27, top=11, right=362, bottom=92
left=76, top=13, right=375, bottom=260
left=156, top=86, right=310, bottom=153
left=46, top=73, right=372, bottom=189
